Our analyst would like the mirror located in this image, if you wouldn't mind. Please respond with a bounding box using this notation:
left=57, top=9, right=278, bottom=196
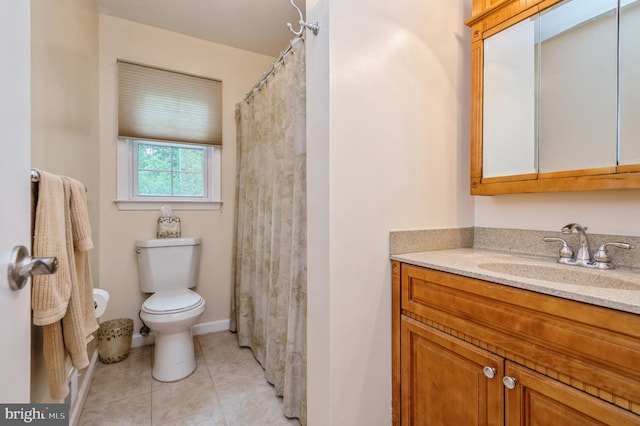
left=538, top=0, right=618, bottom=173
left=483, top=18, right=536, bottom=178
left=483, top=0, right=619, bottom=178
left=620, top=0, right=640, bottom=165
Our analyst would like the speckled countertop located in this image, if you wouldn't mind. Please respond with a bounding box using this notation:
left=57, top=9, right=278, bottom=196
left=391, top=248, right=640, bottom=315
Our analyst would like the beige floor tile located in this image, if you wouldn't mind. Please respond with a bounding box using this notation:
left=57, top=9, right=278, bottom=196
left=78, top=392, right=151, bottom=426
left=151, top=355, right=211, bottom=392
left=151, top=376, right=223, bottom=425
left=81, top=331, right=300, bottom=426
left=198, top=334, right=238, bottom=362
left=94, top=345, right=152, bottom=379
left=194, top=336, right=203, bottom=355
left=205, top=345, right=263, bottom=372
left=85, top=364, right=152, bottom=406
left=156, top=405, right=227, bottom=426
left=208, top=359, right=271, bottom=397
left=221, top=388, right=299, bottom=426
left=203, top=339, right=262, bottom=372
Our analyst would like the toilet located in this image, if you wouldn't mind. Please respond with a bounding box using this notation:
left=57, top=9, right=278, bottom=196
left=135, top=237, right=206, bottom=382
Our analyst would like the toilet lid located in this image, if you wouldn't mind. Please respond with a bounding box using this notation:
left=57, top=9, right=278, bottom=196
left=142, top=289, right=203, bottom=314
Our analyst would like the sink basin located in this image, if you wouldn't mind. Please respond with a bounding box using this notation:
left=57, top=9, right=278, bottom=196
left=477, top=262, right=640, bottom=290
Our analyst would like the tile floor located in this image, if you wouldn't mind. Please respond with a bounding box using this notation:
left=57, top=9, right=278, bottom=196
left=79, top=331, right=301, bottom=426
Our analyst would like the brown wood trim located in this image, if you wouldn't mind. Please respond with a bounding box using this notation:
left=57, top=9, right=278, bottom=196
left=538, top=166, right=617, bottom=179
left=471, top=172, right=640, bottom=195
left=618, top=164, right=640, bottom=173
left=466, top=0, right=525, bottom=27
left=400, top=264, right=640, bottom=408
left=391, top=261, right=401, bottom=426
left=467, top=0, right=563, bottom=28
left=481, top=172, right=538, bottom=184
left=482, top=5, right=541, bottom=39
left=470, top=40, right=484, bottom=184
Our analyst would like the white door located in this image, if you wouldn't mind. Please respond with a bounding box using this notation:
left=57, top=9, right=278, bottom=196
left=0, top=0, right=32, bottom=403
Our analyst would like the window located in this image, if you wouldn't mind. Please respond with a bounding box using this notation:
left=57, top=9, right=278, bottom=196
left=135, top=141, right=206, bottom=197
left=117, top=139, right=221, bottom=210
left=134, top=140, right=214, bottom=198
left=115, top=61, right=222, bottom=210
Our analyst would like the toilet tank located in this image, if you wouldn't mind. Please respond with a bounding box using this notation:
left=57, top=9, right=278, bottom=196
left=135, top=237, right=202, bottom=292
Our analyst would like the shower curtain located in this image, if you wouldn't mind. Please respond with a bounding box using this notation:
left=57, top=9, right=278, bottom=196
left=231, top=39, right=307, bottom=424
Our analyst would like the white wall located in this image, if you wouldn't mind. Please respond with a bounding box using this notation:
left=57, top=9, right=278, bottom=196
left=306, top=0, right=473, bottom=423
left=305, top=0, right=330, bottom=423
left=475, top=190, right=640, bottom=236
left=98, top=15, right=275, bottom=334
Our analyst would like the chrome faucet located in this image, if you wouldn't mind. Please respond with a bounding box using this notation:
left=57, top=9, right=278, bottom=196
left=561, top=223, right=593, bottom=266
left=543, top=223, right=635, bottom=270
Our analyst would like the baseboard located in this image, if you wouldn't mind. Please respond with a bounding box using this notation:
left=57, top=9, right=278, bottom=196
left=131, top=318, right=230, bottom=348
left=69, top=349, right=98, bottom=426
left=192, top=318, right=230, bottom=336
left=131, top=333, right=155, bottom=348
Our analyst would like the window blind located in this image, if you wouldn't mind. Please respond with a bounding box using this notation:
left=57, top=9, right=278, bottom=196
left=118, top=60, right=222, bottom=146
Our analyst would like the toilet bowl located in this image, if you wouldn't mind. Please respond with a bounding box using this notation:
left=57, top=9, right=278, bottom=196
left=140, top=289, right=205, bottom=381
left=135, top=237, right=206, bottom=382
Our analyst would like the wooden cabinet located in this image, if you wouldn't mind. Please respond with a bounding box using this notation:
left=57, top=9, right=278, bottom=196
left=401, top=317, right=503, bottom=425
left=392, top=261, right=640, bottom=425
left=504, top=362, right=639, bottom=425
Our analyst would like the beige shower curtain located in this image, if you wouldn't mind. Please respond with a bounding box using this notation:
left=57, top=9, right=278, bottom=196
left=231, top=39, right=307, bottom=424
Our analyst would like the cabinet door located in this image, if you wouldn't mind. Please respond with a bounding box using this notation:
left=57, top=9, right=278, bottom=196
left=401, top=317, right=504, bottom=425
left=504, top=361, right=640, bottom=425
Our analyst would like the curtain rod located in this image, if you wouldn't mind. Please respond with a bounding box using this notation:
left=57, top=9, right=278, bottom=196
left=242, top=36, right=304, bottom=103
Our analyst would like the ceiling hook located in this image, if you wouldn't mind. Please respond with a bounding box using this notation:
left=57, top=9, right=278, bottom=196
left=286, top=0, right=319, bottom=36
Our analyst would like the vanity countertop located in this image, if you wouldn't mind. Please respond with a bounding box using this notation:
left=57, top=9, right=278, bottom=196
left=391, top=248, right=640, bottom=315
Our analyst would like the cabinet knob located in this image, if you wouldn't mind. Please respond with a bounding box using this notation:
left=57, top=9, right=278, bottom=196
left=482, top=366, right=496, bottom=379
left=502, top=376, right=517, bottom=390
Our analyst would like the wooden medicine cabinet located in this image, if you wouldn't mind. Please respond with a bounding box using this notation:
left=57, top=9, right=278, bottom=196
left=466, top=0, right=640, bottom=195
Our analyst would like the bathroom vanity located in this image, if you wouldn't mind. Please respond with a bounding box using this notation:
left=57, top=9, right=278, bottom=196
left=390, top=250, right=640, bottom=425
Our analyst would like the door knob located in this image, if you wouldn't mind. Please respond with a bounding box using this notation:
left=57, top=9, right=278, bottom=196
left=503, top=376, right=517, bottom=390
left=7, top=245, right=58, bottom=291
left=483, top=366, right=496, bottom=379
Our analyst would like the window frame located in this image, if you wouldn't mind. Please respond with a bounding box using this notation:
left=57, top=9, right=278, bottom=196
left=115, top=138, right=222, bottom=211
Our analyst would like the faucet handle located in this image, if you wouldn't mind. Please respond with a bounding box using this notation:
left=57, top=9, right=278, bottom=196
left=593, top=242, right=636, bottom=263
left=543, top=237, right=574, bottom=259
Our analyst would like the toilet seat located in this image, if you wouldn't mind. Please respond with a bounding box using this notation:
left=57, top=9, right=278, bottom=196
left=142, top=289, right=204, bottom=314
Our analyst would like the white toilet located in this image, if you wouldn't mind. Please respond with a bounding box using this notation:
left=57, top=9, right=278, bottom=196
left=135, top=237, right=206, bottom=382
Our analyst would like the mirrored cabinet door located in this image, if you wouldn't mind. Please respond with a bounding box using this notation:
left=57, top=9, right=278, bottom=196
left=538, top=0, right=618, bottom=173
left=483, top=19, right=537, bottom=178
left=619, top=0, right=640, bottom=165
